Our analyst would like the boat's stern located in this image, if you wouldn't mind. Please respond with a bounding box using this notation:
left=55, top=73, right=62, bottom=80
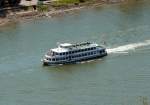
left=104, top=48, right=108, bottom=56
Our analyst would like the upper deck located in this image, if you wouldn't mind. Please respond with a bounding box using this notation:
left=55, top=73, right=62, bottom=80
left=51, top=42, right=103, bottom=53
left=59, top=42, right=92, bottom=49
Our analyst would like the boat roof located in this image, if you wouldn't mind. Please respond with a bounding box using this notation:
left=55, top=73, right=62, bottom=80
left=51, top=47, right=68, bottom=53
left=59, top=43, right=72, bottom=48
left=51, top=42, right=102, bottom=53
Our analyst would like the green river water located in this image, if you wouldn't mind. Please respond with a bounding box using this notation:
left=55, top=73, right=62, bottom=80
left=0, top=0, right=150, bottom=105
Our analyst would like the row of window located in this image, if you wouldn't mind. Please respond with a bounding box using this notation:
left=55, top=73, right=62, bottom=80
left=47, top=50, right=105, bottom=61
left=100, top=50, right=105, bottom=53
left=55, top=47, right=97, bottom=56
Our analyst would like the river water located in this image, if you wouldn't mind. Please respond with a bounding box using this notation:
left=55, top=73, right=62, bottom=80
left=0, top=0, right=150, bottom=105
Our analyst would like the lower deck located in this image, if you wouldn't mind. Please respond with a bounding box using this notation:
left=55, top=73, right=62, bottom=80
left=43, top=53, right=107, bottom=66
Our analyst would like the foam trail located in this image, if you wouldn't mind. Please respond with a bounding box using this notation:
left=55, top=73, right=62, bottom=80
left=106, top=40, right=150, bottom=54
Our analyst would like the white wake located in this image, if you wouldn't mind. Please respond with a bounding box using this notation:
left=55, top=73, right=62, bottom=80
left=106, top=40, right=150, bottom=54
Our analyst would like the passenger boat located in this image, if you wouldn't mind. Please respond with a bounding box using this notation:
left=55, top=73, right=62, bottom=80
left=42, top=42, right=107, bottom=66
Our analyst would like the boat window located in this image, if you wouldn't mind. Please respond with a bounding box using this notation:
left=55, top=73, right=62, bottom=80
left=99, top=51, right=102, bottom=53
left=54, top=52, right=57, bottom=55
left=63, top=52, right=65, bottom=55
left=94, top=51, right=96, bottom=54
left=88, top=48, right=91, bottom=50
left=101, top=50, right=104, bottom=53
left=102, top=50, right=105, bottom=53
left=88, top=52, right=91, bottom=55
left=52, top=58, right=55, bottom=61
left=84, top=53, right=86, bottom=56
left=60, top=53, right=62, bottom=56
